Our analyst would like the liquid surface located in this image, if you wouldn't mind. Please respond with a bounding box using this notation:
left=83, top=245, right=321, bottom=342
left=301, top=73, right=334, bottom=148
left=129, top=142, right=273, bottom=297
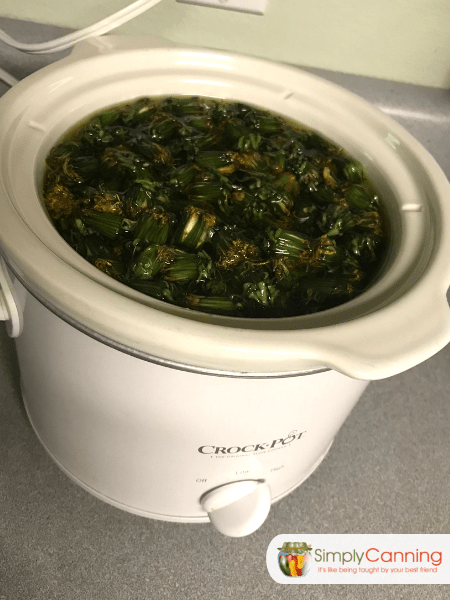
left=43, top=96, right=387, bottom=318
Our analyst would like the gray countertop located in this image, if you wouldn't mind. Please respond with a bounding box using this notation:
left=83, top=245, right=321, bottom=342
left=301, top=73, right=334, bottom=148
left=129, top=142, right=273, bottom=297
left=0, top=18, right=449, bottom=600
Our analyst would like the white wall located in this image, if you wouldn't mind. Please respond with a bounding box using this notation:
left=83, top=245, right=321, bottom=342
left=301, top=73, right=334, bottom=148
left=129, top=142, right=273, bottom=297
left=1, top=0, right=449, bottom=88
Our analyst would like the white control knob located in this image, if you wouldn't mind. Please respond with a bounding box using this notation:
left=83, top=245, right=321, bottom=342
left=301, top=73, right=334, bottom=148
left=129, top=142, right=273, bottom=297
left=201, top=480, right=271, bottom=537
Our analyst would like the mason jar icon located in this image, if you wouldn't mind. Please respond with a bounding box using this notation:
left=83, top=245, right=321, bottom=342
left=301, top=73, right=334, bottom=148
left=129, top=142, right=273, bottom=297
left=277, top=542, right=312, bottom=577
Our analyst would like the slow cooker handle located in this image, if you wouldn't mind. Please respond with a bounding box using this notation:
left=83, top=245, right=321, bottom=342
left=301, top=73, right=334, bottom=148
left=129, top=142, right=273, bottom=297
left=0, top=257, right=23, bottom=338
left=309, top=287, right=450, bottom=380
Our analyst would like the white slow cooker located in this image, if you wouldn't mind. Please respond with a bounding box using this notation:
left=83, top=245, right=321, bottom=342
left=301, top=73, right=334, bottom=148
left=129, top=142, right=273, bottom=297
left=1, top=36, right=450, bottom=537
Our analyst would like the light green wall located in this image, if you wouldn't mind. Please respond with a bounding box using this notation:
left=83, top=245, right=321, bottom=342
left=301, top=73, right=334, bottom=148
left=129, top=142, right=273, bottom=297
left=1, top=0, right=450, bottom=88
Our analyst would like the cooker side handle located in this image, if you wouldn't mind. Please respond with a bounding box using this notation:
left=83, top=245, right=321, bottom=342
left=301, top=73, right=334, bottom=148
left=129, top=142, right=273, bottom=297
left=311, top=286, right=450, bottom=380
left=0, top=257, right=23, bottom=338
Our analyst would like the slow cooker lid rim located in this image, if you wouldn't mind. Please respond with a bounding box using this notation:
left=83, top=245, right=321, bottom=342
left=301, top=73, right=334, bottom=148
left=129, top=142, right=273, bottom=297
left=2, top=43, right=450, bottom=379
left=3, top=64, right=436, bottom=328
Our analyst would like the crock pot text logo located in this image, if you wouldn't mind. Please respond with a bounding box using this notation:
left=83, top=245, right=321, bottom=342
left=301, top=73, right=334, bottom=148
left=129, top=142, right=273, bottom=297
left=314, top=548, right=442, bottom=567
left=198, top=430, right=305, bottom=455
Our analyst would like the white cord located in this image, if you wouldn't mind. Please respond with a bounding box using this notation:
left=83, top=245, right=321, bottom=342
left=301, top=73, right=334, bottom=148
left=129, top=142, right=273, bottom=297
left=0, top=0, right=165, bottom=55
left=0, top=66, right=19, bottom=87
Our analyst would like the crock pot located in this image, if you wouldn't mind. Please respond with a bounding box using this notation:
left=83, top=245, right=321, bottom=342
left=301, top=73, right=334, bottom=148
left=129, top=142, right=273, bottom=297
left=1, top=35, right=450, bottom=537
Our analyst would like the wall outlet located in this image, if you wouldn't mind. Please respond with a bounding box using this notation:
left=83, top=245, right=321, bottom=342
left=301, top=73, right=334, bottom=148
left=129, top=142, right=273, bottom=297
left=176, top=0, right=268, bottom=15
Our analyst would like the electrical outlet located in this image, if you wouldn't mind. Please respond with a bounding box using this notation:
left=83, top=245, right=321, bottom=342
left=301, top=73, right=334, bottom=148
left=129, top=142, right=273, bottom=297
left=176, top=0, right=268, bottom=16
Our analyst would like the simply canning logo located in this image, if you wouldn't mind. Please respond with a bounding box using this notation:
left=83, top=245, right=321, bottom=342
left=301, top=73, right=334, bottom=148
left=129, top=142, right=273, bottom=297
left=267, top=535, right=450, bottom=585
left=277, top=542, right=312, bottom=578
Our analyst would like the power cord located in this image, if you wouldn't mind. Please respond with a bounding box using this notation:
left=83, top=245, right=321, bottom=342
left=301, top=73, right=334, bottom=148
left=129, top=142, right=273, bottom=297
left=0, top=0, right=165, bottom=55
left=0, top=66, right=19, bottom=87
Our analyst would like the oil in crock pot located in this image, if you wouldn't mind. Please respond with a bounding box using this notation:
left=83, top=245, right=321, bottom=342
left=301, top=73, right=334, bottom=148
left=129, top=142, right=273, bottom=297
left=42, top=96, right=387, bottom=318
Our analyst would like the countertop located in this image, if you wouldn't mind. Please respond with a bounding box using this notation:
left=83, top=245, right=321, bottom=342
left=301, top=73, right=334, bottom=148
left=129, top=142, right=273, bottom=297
left=0, top=18, right=449, bottom=600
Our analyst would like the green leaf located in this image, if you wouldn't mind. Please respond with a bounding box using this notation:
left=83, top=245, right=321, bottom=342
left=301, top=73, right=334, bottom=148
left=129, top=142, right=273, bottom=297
left=344, top=161, right=365, bottom=183
left=162, top=251, right=201, bottom=282
left=346, top=185, right=373, bottom=210
left=186, top=294, right=237, bottom=314
left=134, top=209, right=173, bottom=245
left=175, top=205, right=217, bottom=250
left=84, top=213, right=123, bottom=239
left=132, top=244, right=164, bottom=279
left=130, top=279, right=175, bottom=302
left=272, top=229, right=311, bottom=258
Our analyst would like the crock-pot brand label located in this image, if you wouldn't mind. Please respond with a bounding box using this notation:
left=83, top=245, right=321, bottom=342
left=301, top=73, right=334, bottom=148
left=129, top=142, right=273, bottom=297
left=198, top=430, right=305, bottom=457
